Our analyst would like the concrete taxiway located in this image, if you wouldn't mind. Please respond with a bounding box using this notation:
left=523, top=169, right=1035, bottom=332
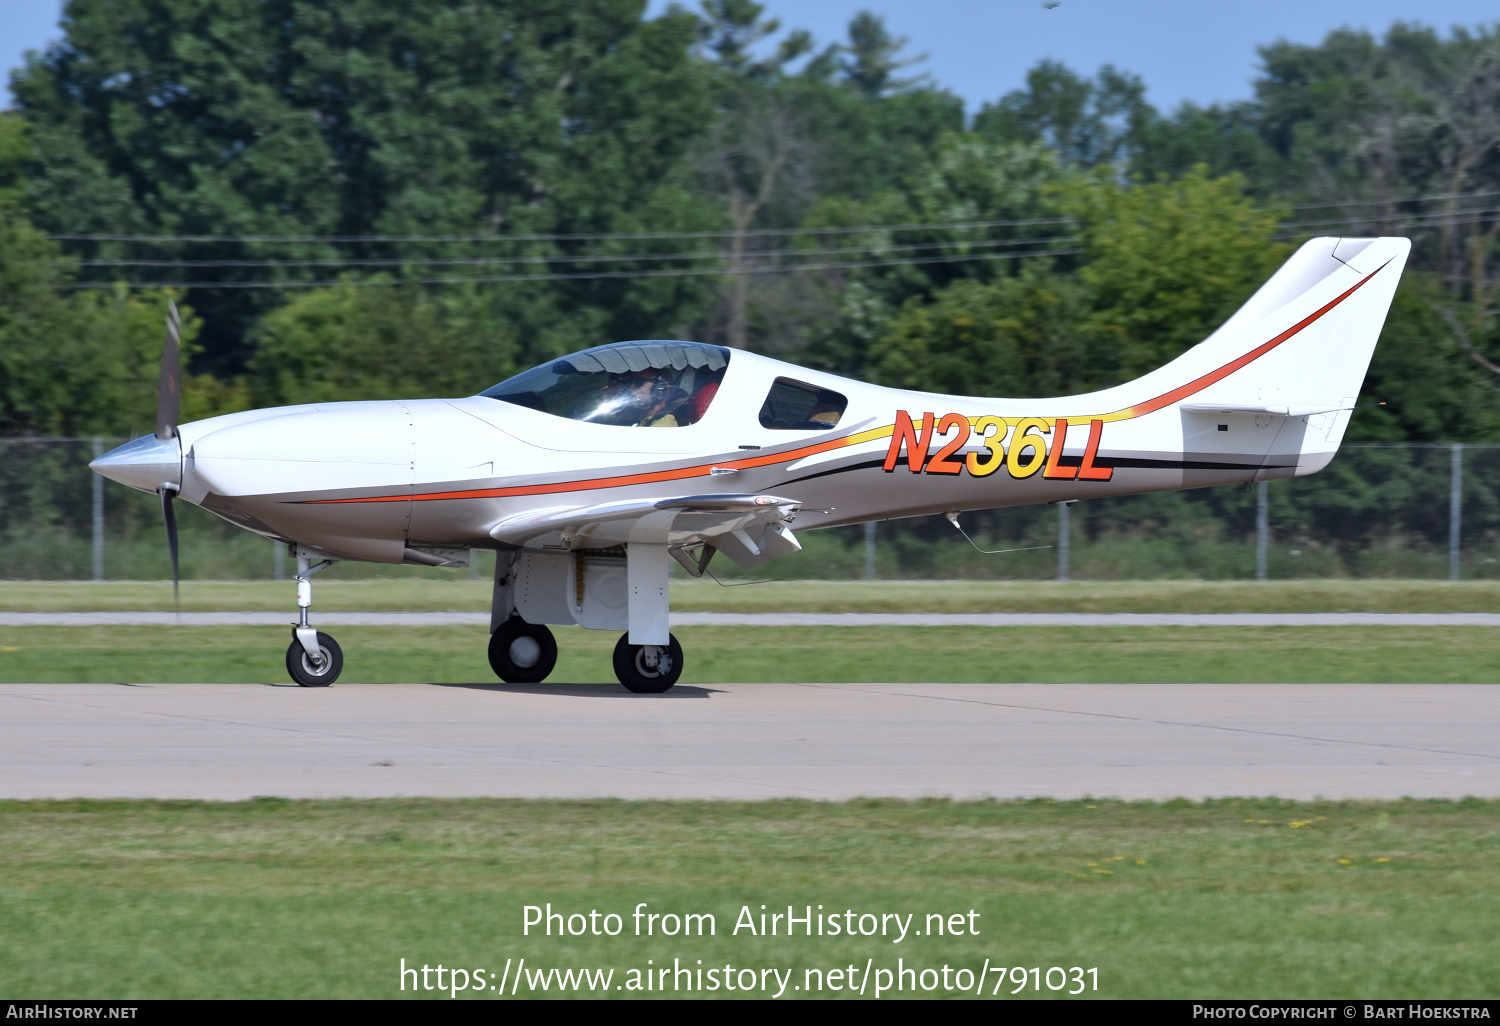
left=1, top=682, right=1496, bottom=801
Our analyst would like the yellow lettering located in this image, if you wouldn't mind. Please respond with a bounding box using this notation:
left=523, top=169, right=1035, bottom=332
left=965, top=416, right=1007, bottom=477
left=1006, top=417, right=1049, bottom=479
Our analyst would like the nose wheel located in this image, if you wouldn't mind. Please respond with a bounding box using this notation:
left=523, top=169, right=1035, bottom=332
left=284, top=548, right=342, bottom=686
left=489, top=616, right=558, bottom=683
left=613, top=634, right=683, bottom=693
left=286, top=630, right=343, bottom=687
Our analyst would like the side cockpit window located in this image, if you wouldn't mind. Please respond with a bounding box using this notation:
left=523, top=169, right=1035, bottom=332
left=758, top=378, right=847, bottom=430
left=479, top=341, right=730, bottom=427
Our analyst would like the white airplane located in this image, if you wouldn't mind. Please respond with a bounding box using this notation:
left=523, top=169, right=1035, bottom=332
left=91, top=236, right=1409, bottom=691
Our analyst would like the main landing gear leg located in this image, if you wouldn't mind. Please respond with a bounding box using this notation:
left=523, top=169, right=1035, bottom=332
left=616, top=528, right=683, bottom=693
left=487, top=550, right=557, bottom=684
left=285, top=550, right=343, bottom=687
left=613, top=634, right=683, bottom=693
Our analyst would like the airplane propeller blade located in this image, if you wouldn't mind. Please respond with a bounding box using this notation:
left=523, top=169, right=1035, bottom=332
left=162, top=484, right=180, bottom=621
left=156, top=300, right=181, bottom=441
left=157, top=301, right=182, bottom=620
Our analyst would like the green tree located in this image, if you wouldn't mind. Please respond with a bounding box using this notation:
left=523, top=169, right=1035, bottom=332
left=1055, top=166, right=1289, bottom=378
left=871, top=267, right=1098, bottom=397
left=840, top=11, right=928, bottom=98
left=1253, top=24, right=1500, bottom=361
left=1131, top=101, right=1283, bottom=192
left=0, top=197, right=242, bottom=436
left=695, top=0, right=812, bottom=75
left=0, top=113, right=28, bottom=205
left=869, top=167, right=1287, bottom=397
left=1349, top=274, right=1500, bottom=441
left=974, top=60, right=1154, bottom=169
left=12, top=0, right=720, bottom=371
left=798, top=135, right=1062, bottom=376
left=249, top=281, right=521, bottom=406
left=692, top=0, right=816, bottom=350
left=687, top=5, right=961, bottom=354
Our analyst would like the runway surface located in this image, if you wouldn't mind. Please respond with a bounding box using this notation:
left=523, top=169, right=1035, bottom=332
left=2, top=682, right=1496, bottom=801
left=7, top=611, right=1500, bottom=626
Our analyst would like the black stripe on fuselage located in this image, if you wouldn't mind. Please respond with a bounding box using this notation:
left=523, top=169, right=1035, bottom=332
left=783, top=454, right=1287, bottom=487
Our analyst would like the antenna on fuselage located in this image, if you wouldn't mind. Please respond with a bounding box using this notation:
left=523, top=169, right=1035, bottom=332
left=943, top=511, right=1052, bottom=556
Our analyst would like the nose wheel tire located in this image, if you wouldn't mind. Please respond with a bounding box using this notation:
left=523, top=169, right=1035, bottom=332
left=613, top=634, right=683, bottom=693
left=285, top=631, right=343, bottom=687
left=489, top=617, right=558, bottom=683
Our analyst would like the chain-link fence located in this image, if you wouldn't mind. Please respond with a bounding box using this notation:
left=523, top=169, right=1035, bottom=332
left=3, top=438, right=1497, bottom=580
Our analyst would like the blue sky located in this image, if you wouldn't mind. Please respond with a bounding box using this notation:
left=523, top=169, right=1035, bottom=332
left=4, top=0, right=1498, bottom=111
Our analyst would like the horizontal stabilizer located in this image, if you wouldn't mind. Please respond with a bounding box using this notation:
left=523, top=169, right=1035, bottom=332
left=1180, top=402, right=1345, bottom=418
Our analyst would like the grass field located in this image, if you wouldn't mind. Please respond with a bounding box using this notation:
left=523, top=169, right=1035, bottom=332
left=0, top=798, right=1495, bottom=999
left=6, top=578, right=1500, bottom=684
left=2, top=623, right=1499, bottom=684
left=6, top=578, right=1500, bottom=613
left=6, top=583, right=1494, bottom=1001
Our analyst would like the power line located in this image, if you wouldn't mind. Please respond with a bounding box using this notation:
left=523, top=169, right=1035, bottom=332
left=1281, top=188, right=1500, bottom=212
left=45, top=188, right=1500, bottom=247
left=48, top=217, right=1080, bottom=245
left=50, top=188, right=1500, bottom=291
left=65, top=204, right=1500, bottom=289
left=61, top=204, right=1500, bottom=290
left=1281, top=204, right=1500, bottom=231
left=69, top=234, right=1081, bottom=270
left=65, top=245, right=1086, bottom=290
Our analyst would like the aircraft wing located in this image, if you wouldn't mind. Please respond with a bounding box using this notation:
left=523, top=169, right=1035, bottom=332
left=488, top=493, right=804, bottom=568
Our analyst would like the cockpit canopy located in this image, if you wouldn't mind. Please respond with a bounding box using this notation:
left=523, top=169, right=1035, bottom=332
left=479, top=341, right=730, bottom=427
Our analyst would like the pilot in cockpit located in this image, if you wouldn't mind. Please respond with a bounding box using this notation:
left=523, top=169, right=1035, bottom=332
left=605, top=368, right=687, bottom=427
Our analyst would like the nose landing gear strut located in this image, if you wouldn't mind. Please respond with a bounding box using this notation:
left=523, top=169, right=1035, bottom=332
left=285, top=550, right=343, bottom=687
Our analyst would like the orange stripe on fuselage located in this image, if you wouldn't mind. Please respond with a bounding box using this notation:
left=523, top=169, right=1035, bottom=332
left=303, top=426, right=885, bottom=505
left=305, top=262, right=1385, bottom=506
left=1114, top=259, right=1387, bottom=421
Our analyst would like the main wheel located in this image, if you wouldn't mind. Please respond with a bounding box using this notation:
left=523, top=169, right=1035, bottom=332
left=488, top=617, right=558, bottom=683
left=612, top=634, right=683, bottom=693
left=286, top=631, right=343, bottom=687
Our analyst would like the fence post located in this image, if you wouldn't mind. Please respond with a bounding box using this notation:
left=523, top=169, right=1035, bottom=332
left=1255, top=480, right=1269, bottom=582
left=863, top=522, right=876, bottom=581
left=273, top=540, right=286, bottom=582
left=1057, top=502, right=1070, bottom=583
left=91, top=436, right=104, bottom=582
left=1450, top=442, right=1463, bottom=581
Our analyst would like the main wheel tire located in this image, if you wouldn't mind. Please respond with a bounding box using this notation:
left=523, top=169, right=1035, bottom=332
left=488, top=617, right=558, bottom=683
left=285, top=631, right=343, bottom=687
left=612, top=633, right=683, bottom=693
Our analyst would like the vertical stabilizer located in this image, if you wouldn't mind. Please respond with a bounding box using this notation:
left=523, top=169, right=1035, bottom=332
left=1123, top=236, right=1410, bottom=476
